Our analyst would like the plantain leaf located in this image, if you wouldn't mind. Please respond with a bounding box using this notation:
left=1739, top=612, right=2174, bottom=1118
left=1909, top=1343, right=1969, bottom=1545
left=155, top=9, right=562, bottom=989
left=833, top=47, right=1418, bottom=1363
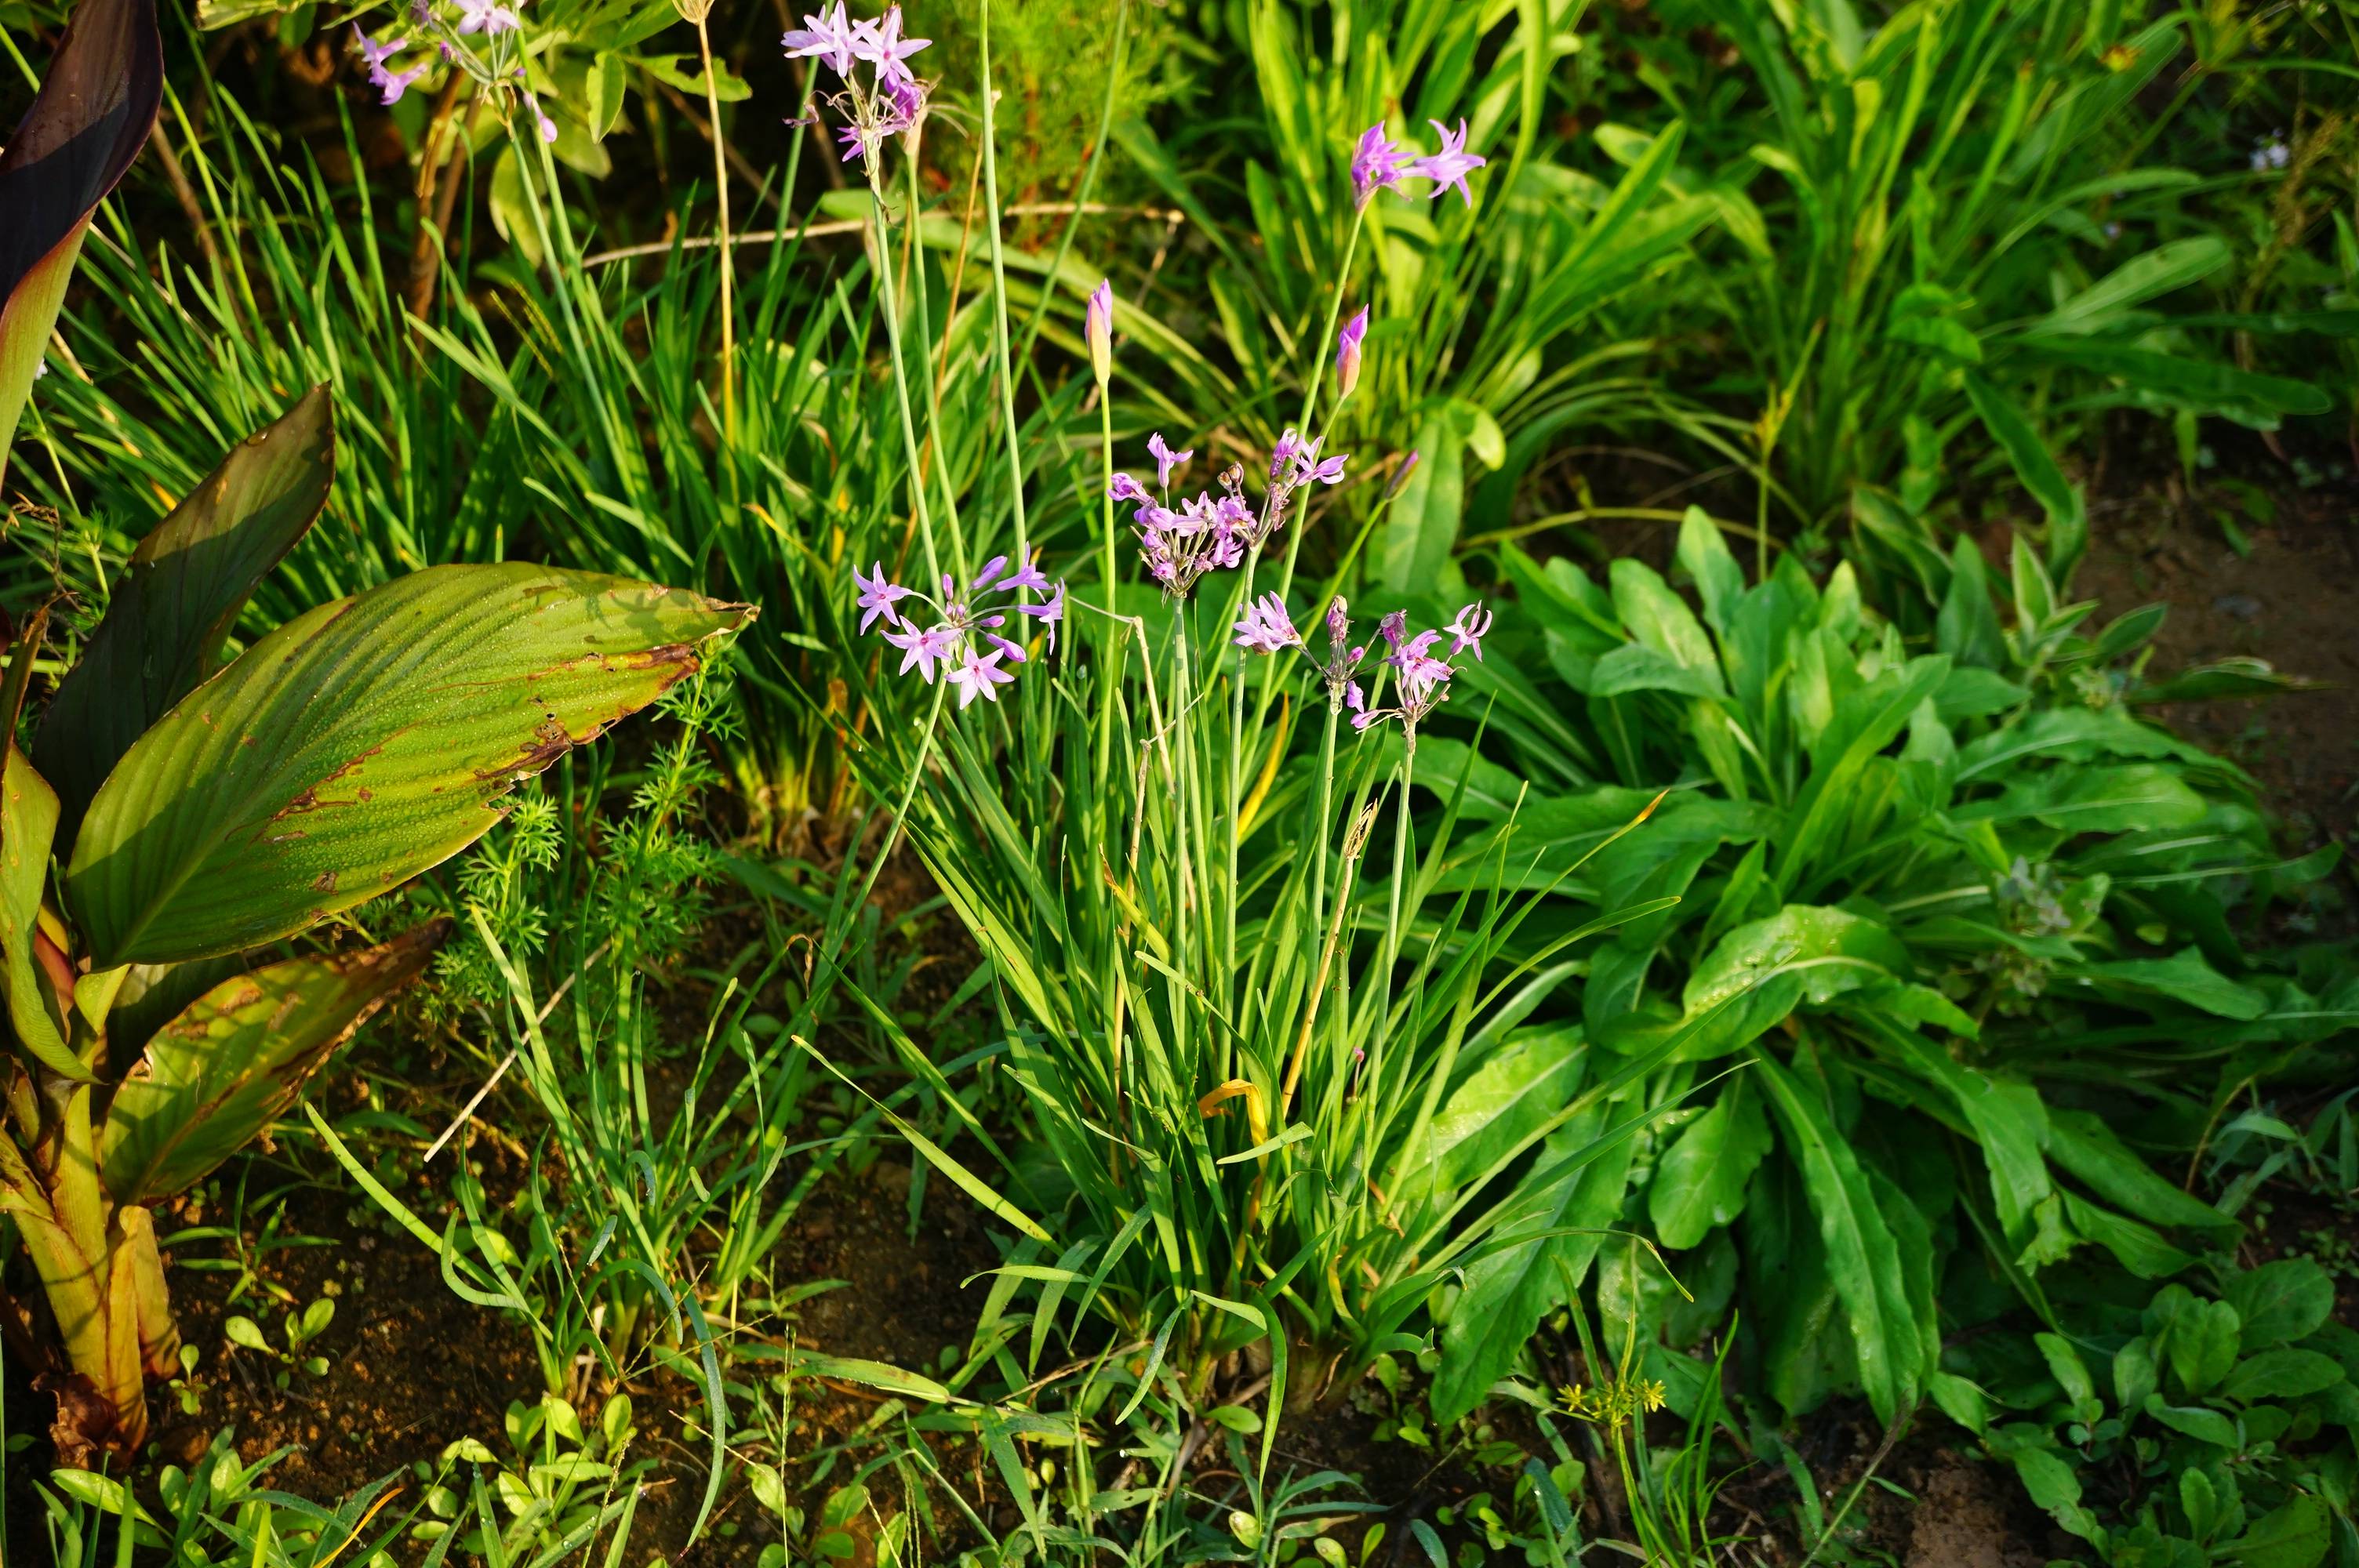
left=99, top=921, right=446, bottom=1203
left=67, top=564, right=753, bottom=967
left=36, top=386, right=335, bottom=840
left=0, top=0, right=162, bottom=487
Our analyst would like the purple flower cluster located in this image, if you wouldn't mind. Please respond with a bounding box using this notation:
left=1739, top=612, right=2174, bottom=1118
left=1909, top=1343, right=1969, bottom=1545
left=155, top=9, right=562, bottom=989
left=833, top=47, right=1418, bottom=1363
left=1110, top=430, right=1349, bottom=598
left=349, top=0, right=548, bottom=139
left=1234, top=595, right=1493, bottom=734
left=1351, top=118, right=1488, bottom=209
left=782, top=3, right=931, bottom=168
left=852, top=554, right=1066, bottom=709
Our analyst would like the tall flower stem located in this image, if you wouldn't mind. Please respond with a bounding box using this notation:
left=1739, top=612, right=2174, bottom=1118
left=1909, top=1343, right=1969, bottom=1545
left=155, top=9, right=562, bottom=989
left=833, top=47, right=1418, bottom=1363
left=692, top=6, right=736, bottom=450
left=863, top=176, right=953, bottom=586
left=976, top=1, right=1029, bottom=574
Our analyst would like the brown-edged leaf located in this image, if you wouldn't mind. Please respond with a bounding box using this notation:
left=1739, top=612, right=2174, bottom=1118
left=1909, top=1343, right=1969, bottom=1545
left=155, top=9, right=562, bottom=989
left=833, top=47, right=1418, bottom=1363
left=66, top=564, right=753, bottom=966
left=99, top=920, right=446, bottom=1203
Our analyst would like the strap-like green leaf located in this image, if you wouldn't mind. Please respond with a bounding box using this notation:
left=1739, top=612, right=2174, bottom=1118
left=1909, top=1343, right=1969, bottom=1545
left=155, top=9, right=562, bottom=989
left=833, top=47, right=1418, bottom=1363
left=0, top=0, right=162, bottom=487
left=99, top=921, right=445, bottom=1203
left=37, top=386, right=335, bottom=840
left=67, top=564, right=752, bottom=966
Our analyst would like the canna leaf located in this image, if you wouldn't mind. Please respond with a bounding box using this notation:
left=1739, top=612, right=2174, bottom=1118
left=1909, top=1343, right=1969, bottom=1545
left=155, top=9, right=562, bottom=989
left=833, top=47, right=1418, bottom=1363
left=98, top=922, right=446, bottom=1203
left=0, top=744, right=89, bottom=1080
left=36, top=387, right=335, bottom=840
left=67, top=564, right=753, bottom=967
left=0, top=0, right=162, bottom=488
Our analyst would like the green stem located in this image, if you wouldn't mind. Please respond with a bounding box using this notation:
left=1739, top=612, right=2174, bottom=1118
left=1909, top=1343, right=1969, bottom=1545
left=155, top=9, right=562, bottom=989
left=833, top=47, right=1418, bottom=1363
left=863, top=176, right=951, bottom=586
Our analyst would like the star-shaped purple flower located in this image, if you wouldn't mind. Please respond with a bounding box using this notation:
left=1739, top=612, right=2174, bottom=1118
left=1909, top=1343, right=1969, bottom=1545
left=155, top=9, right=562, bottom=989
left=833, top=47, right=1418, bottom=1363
left=853, top=561, right=915, bottom=633
left=783, top=2, right=860, bottom=76
left=1405, top=118, right=1486, bottom=208
left=1351, top=122, right=1410, bottom=208
left=947, top=647, right=1016, bottom=708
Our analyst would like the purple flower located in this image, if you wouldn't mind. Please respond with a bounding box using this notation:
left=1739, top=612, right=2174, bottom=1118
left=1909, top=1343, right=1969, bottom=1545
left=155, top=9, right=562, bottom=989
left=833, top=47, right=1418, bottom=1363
left=352, top=27, right=426, bottom=105
left=972, top=554, right=1009, bottom=590
left=1447, top=602, right=1492, bottom=660
left=835, top=123, right=870, bottom=163
left=1405, top=118, right=1486, bottom=208
left=1335, top=306, right=1368, bottom=400
left=1387, top=449, right=1423, bottom=499
left=1234, top=593, right=1303, bottom=655
left=885, top=623, right=954, bottom=683
left=1351, top=122, right=1410, bottom=208
left=851, top=4, right=930, bottom=86
left=852, top=560, right=914, bottom=633
left=1005, top=559, right=1054, bottom=594
left=1018, top=580, right=1067, bottom=648
left=783, top=2, right=859, bottom=76
left=1347, top=681, right=1379, bottom=730
left=1325, top=596, right=1350, bottom=644
left=947, top=647, right=1015, bottom=708
left=1376, top=610, right=1408, bottom=649
left=456, top=0, right=521, bottom=34
left=1109, top=472, right=1149, bottom=504
left=1147, top=433, right=1193, bottom=488
left=1270, top=428, right=1299, bottom=481
left=1085, top=278, right=1114, bottom=383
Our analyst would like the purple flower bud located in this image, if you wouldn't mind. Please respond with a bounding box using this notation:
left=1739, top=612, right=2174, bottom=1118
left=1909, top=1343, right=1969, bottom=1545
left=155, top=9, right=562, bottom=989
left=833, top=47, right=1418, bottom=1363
left=1335, top=306, right=1368, bottom=401
left=1110, top=472, right=1149, bottom=504
left=1147, top=432, right=1193, bottom=488
left=1386, top=449, right=1423, bottom=499
left=1085, top=278, right=1114, bottom=384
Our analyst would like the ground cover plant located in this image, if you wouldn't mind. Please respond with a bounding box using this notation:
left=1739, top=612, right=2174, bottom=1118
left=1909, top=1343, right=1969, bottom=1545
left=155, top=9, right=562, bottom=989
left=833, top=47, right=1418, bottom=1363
left=1, top=0, right=2354, bottom=1563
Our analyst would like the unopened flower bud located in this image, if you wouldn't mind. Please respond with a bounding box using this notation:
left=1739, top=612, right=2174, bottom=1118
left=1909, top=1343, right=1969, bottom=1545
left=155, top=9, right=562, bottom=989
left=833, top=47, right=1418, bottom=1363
left=1335, top=305, right=1368, bottom=401
left=1085, top=278, right=1114, bottom=386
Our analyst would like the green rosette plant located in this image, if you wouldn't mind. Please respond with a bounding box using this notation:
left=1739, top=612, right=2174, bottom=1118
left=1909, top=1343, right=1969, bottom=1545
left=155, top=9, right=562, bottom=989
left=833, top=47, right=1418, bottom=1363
left=2, top=386, right=751, bottom=1465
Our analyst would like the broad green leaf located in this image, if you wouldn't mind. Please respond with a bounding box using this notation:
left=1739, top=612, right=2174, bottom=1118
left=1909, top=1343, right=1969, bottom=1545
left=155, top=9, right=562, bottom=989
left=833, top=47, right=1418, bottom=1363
left=2048, top=1110, right=2234, bottom=1234
left=1935, top=536, right=2005, bottom=671
left=1674, top=506, right=1744, bottom=633
left=2061, top=1191, right=2197, bottom=1280
left=1754, top=1052, right=1924, bottom=1425
left=2078, top=946, right=2268, bottom=1020
left=2142, top=1396, right=2237, bottom=1448
left=0, top=0, right=162, bottom=488
left=2219, top=1494, right=2332, bottom=1568
left=1648, top=1075, right=1772, bottom=1249
left=1962, top=374, right=2085, bottom=579
left=2025, top=339, right=2332, bottom=424
left=1681, top=906, right=1910, bottom=1056
left=1380, top=408, right=1463, bottom=595
left=1430, top=1107, right=1635, bottom=1426
left=67, top=564, right=752, bottom=966
left=1778, top=656, right=1950, bottom=886
left=2220, top=1349, right=2344, bottom=1404
left=1395, top=1025, right=1584, bottom=1214
left=584, top=53, right=629, bottom=140
left=36, top=387, right=334, bottom=837
left=0, top=745, right=86, bottom=1080
left=98, top=923, right=445, bottom=1203
left=2131, top=657, right=2320, bottom=704
left=2224, top=1259, right=2335, bottom=1350
left=1970, top=763, right=2208, bottom=834
left=2008, top=1448, right=2102, bottom=1542
left=2024, top=236, right=2231, bottom=336
left=1608, top=561, right=1722, bottom=693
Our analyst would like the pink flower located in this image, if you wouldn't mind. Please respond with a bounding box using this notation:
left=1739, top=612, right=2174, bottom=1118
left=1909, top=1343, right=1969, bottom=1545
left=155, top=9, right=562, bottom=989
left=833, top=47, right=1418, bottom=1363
left=1351, top=122, right=1410, bottom=208
left=947, top=647, right=1015, bottom=708
left=852, top=560, right=914, bottom=633
left=1234, top=593, right=1303, bottom=655
left=782, top=2, right=859, bottom=75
